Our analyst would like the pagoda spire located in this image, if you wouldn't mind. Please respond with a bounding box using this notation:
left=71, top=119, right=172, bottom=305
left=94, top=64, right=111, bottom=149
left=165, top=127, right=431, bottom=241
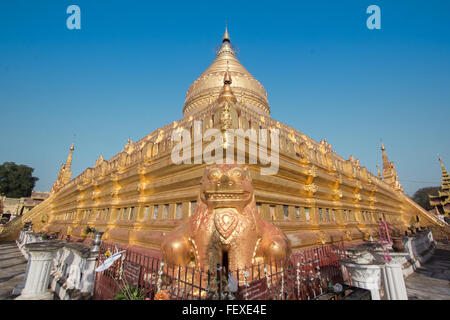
left=429, top=156, right=450, bottom=217
left=216, top=26, right=235, bottom=57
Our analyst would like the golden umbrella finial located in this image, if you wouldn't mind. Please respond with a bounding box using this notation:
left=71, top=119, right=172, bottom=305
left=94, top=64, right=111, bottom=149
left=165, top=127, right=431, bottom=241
left=223, top=24, right=230, bottom=43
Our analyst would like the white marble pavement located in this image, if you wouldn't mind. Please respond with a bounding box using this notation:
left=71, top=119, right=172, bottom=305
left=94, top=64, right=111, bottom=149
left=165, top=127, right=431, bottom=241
left=0, top=242, right=27, bottom=299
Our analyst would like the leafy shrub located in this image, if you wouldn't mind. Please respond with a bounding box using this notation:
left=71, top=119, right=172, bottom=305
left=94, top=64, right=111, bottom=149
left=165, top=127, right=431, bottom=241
left=114, top=284, right=146, bottom=300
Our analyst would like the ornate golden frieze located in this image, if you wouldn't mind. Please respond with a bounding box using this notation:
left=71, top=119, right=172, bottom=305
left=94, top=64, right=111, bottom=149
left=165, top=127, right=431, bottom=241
left=317, top=231, right=327, bottom=245
left=344, top=230, right=352, bottom=241
left=307, top=164, right=318, bottom=178
left=304, top=183, right=319, bottom=194
left=333, top=189, right=343, bottom=200
left=333, top=173, right=343, bottom=189
left=353, top=193, right=362, bottom=202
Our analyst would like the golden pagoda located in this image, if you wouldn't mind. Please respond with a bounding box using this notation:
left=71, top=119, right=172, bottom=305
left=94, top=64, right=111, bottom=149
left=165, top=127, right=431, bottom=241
left=429, top=157, right=450, bottom=219
left=1, top=28, right=447, bottom=248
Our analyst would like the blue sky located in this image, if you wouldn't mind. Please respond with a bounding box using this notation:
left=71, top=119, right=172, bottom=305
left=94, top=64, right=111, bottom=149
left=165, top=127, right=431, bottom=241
left=0, top=0, right=449, bottom=196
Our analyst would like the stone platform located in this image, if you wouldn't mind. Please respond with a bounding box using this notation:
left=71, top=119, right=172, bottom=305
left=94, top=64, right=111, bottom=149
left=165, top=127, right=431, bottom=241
left=406, top=241, right=450, bottom=300
left=0, top=242, right=27, bottom=300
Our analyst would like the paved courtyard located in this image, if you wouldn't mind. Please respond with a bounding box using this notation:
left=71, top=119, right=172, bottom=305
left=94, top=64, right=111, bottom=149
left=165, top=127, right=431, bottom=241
left=0, top=241, right=27, bottom=300
left=405, top=242, right=450, bottom=300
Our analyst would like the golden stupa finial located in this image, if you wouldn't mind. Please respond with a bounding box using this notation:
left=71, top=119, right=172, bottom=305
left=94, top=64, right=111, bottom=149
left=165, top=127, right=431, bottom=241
left=218, top=61, right=237, bottom=104
left=223, top=24, right=230, bottom=43
left=224, top=61, right=232, bottom=84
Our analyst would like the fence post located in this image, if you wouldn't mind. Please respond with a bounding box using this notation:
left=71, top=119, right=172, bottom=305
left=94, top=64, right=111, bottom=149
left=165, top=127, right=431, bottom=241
left=381, top=262, right=408, bottom=300
left=91, top=233, right=104, bottom=299
left=16, top=241, right=62, bottom=300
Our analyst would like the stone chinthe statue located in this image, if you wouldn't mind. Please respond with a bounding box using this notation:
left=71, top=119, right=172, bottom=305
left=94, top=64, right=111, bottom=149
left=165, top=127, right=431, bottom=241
left=161, top=164, right=291, bottom=272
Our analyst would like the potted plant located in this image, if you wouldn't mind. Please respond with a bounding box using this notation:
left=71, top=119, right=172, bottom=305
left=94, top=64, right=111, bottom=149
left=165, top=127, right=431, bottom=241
left=23, top=221, right=32, bottom=230
left=85, top=226, right=96, bottom=236
left=113, top=283, right=146, bottom=300
left=391, top=236, right=405, bottom=252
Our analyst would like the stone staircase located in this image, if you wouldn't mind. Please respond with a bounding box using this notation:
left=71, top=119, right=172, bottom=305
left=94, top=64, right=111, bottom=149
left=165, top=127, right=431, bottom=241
left=0, top=194, right=54, bottom=242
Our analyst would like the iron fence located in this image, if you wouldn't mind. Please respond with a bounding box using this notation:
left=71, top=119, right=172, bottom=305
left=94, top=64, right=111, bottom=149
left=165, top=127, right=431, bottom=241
left=93, top=241, right=348, bottom=300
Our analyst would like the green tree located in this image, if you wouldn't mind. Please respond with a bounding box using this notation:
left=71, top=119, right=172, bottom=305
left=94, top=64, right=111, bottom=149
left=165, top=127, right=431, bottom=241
left=412, top=186, right=440, bottom=211
left=0, top=162, right=39, bottom=198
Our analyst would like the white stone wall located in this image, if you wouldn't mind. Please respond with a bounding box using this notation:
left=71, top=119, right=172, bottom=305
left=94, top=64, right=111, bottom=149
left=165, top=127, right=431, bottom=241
left=340, top=229, right=436, bottom=300
left=15, top=230, right=99, bottom=300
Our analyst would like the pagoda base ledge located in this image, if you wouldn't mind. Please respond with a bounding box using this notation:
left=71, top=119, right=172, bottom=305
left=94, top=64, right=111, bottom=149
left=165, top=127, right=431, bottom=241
left=15, top=291, right=54, bottom=300
left=340, top=260, right=384, bottom=300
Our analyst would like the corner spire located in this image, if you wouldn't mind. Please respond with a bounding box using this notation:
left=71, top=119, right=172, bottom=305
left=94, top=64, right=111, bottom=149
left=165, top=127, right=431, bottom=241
left=51, top=142, right=74, bottom=194
left=66, top=143, right=74, bottom=170
left=379, top=141, right=403, bottom=192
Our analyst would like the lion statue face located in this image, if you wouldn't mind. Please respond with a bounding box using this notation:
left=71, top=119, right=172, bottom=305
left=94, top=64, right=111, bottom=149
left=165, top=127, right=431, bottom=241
left=200, top=164, right=253, bottom=212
